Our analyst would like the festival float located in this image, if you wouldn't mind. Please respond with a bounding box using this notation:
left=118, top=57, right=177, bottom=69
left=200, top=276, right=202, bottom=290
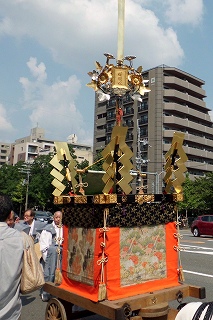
left=44, top=1, right=206, bottom=319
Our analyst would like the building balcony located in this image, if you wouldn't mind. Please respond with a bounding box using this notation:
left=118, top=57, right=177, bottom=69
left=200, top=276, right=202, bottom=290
left=123, top=108, right=134, bottom=116
left=186, top=160, right=213, bottom=172
left=106, top=114, right=116, bottom=121
left=95, top=129, right=106, bottom=137
left=164, top=89, right=206, bottom=109
left=164, top=76, right=206, bottom=98
left=164, top=103, right=212, bottom=124
left=125, top=120, right=134, bottom=128
left=163, top=143, right=213, bottom=160
left=126, top=133, right=134, bottom=141
left=138, top=118, right=148, bottom=125
left=163, top=130, right=213, bottom=149
left=138, top=105, right=148, bottom=112
left=163, top=116, right=213, bottom=135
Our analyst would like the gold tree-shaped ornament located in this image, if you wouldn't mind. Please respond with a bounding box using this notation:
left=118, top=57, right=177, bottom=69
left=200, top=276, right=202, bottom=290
left=164, top=132, right=188, bottom=195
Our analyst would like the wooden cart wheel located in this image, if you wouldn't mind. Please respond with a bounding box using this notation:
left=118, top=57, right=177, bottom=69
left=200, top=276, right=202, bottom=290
left=45, top=298, right=67, bottom=320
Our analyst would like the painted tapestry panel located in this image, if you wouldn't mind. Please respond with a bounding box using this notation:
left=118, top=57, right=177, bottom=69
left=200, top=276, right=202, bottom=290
left=67, top=228, right=96, bottom=286
left=120, top=225, right=166, bottom=287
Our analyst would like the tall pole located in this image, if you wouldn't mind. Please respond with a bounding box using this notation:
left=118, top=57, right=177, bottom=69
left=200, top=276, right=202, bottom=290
left=25, top=171, right=30, bottom=210
left=117, top=0, right=125, bottom=63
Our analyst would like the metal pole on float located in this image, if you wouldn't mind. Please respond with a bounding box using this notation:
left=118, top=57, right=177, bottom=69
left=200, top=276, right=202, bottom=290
left=117, top=0, right=125, bottom=63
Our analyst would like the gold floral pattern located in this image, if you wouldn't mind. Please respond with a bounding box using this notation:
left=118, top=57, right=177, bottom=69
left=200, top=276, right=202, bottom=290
left=62, top=202, right=176, bottom=228
left=67, top=227, right=96, bottom=286
left=120, top=225, right=166, bottom=287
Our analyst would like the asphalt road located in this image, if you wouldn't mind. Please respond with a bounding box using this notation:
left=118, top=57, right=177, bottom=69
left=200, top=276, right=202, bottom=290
left=178, top=228, right=213, bottom=303
left=21, top=228, right=213, bottom=319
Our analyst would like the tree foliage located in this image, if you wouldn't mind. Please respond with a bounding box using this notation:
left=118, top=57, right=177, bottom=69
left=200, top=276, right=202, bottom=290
left=179, top=172, right=213, bottom=215
left=0, top=148, right=102, bottom=213
left=89, top=149, right=104, bottom=171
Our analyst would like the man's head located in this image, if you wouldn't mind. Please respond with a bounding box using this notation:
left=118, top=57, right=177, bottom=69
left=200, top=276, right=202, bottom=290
left=53, top=211, right=62, bottom=226
left=24, top=209, right=35, bottom=225
left=6, top=210, right=16, bottom=228
left=0, top=194, right=13, bottom=222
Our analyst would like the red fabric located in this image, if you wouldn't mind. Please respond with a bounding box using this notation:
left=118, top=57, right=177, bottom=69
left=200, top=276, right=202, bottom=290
left=60, top=226, right=102, bottom=301
left=59, top=223, right=180, bottom=301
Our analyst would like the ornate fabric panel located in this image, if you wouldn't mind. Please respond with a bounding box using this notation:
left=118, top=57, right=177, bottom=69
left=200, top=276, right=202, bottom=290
left=120, top=225, right=166, bottom=287
left=67, top=227, right=96, bottom=286
left=62, top=202, right=176, bottom=228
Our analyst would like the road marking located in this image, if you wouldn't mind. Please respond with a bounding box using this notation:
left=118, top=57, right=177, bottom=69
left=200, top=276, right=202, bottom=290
left=183, top=249, right=213, bottom=255
left=184, top=270, right=213, bottom=278
left=181, top=244, right=213, bottom=251
left=181, top=240, right=205, bottom=244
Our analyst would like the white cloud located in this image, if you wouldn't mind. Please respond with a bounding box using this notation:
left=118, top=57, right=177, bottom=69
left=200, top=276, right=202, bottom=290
left=0, top=0, right=185, bottom=70
left=0, top=0, right=205, bottom=144
left=164, top=0, right=204, bottom=26
left=27, top=57, right=47, bottom=82
left=0, top=104, right=14, bottom=131
left=19, top=58, right=92, bottom=144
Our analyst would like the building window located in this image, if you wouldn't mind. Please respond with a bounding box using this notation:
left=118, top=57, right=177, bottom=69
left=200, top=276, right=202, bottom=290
left=97, top=113, right=106, bottom=119
left=97, top=137, right=106, bottom=142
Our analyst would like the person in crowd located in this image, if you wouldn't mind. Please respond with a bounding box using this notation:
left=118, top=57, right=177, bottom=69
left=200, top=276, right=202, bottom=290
left=39, top=211, right=63, bottom=301
left=22, top=208, right=46, bottom=243
left=6, top=210, right=33, bottom=235
left=0, top=194, right=32, bottom=319
left=6, top=210, right=17, bottom=228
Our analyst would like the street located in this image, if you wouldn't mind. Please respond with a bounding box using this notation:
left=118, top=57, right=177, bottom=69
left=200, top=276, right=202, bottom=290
left=21, top=228, right=213, bottom=319
left=178, top=228, right=213, bottom=302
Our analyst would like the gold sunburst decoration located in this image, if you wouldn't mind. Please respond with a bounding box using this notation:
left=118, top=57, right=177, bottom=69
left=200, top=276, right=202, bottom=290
left=129, top=74, right=142, bottom=86
left=98, top=71, right=109, bottom=84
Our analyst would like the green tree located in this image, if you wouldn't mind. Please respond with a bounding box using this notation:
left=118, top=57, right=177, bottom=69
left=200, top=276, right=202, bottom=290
left=90, top=149, right=104, bottom=171
left=28, top=154, right=54, bottom=210
left=0, top=162, right=26, bottom=212
left=194, top=172, right=213, bottom=209
left=11, top=179, right=25, bottom=216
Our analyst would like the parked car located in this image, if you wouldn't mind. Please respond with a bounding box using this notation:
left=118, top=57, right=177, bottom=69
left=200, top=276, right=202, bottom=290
left=35, top=211, right=53, bottom=224
left=191, top=215, right=213, bottom=237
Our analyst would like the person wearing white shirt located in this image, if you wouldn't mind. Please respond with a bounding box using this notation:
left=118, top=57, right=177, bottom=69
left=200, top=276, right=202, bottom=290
left=22, top=209, right=46, bottom=243
left=39, top=211, right=63, bottom=301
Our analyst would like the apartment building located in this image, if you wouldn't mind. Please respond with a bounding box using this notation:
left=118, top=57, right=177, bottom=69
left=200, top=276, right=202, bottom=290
left=67, top=134, right=93, bottom=165
left=0, top=143, right=11, bottom=166
left=9, top=128, right=93, bottom=166
left=93, top=65, right=213, bottom=193
left=10, top=127, right=55, bottom=165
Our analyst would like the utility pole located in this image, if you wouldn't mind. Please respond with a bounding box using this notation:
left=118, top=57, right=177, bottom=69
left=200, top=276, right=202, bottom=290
left=135, top=119, right=149, bottom=193
left=25, top=170, right=30, bottom=210
left=20, top=163, right=31, bottom=211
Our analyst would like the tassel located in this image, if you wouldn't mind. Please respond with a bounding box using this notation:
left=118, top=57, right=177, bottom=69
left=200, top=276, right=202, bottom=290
left=54, top=268, right=62, bottom=286
left=178, top=266, right=185, bottom=282
left=98, top=283, right=107, bottom=301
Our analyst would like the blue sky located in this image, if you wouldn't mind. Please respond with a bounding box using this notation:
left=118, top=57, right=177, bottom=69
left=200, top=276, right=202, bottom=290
left=0, top=0, right=212, bottom=146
